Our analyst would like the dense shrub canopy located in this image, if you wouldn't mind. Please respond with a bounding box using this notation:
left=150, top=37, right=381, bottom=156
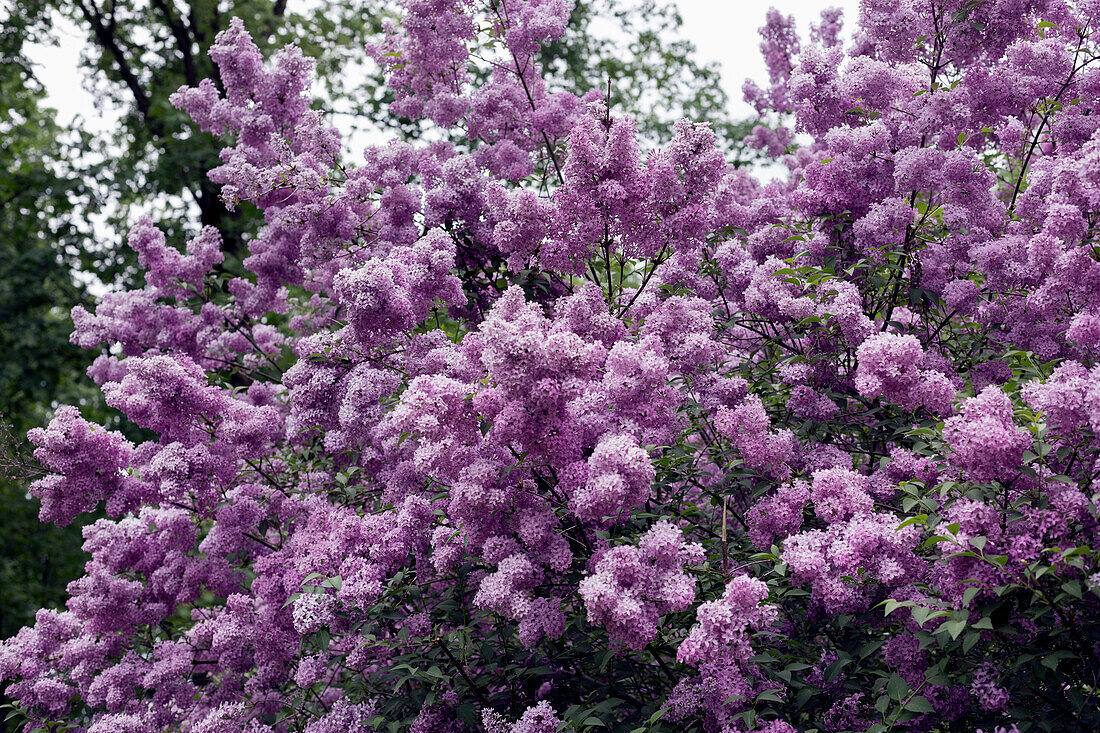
left=4, top=1, right=1100, bottom=732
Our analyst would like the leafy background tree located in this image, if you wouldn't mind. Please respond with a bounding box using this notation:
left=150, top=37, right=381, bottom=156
left=0, top=18, right=98, bottom=646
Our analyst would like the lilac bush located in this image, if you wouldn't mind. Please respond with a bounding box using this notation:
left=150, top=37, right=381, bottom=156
left=4, top=0, right=1100, bottom=730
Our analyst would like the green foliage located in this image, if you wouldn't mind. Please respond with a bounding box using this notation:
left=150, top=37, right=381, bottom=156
left=541, top=0, right=755, bottom=154
left=0, top=43, right=95, bottom=731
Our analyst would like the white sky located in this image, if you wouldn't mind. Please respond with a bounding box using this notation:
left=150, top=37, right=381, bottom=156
left=27, top=1, right=862, bottom=138
left=677, top=0, right=860, bottom=117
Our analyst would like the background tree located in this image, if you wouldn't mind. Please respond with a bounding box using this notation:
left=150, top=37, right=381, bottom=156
left=0, top=14, right=98, bottom=641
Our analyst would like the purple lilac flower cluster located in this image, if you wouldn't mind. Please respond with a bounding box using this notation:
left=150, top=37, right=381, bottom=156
left=5, top=0, right=1100, bottom=731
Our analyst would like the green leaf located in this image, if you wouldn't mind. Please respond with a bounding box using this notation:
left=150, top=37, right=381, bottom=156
left=756, top=689, right=785, bottom=703
left=897, top=514, right=927, bottom=530
left=1041, top=651, right=1075, bottom=671
left=904, top=696, right=935, bottom=713
left=1036, top=20, right=1060, bottom=38
left=887, top=675, right=908, bottom=700
left=824, top=657, right=851, bottom=684
left=936, top=616, right=967, bottom=640
left=858, top=640, right=885, bottom=659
